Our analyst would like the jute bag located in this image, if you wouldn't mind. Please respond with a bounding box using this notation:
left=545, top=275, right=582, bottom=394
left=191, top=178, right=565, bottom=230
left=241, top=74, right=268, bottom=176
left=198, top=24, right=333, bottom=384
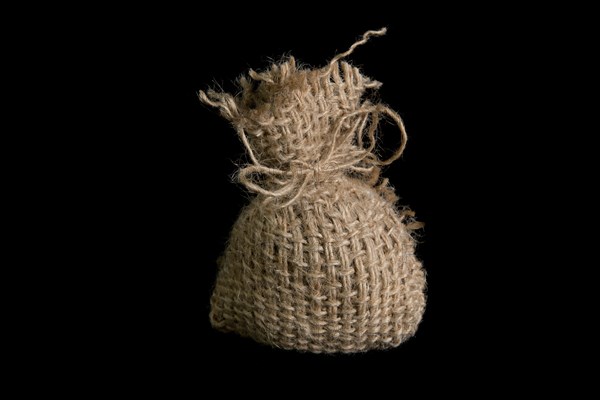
left=199, top=28, right=426, bottom=353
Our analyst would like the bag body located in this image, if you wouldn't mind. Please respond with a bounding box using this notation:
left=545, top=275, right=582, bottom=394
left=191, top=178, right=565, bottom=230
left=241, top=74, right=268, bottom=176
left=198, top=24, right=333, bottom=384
left=211, top=177, right=425, bottom=352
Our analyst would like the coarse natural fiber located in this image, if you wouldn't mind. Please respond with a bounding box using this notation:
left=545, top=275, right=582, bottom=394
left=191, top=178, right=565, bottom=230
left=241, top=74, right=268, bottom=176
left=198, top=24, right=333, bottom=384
left=199, top=28, right=426, bottom=353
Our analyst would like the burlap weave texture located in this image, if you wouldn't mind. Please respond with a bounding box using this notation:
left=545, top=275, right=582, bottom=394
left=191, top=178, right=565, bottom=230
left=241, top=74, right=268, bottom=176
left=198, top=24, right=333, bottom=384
left=200, top=28, right=426, bottom=352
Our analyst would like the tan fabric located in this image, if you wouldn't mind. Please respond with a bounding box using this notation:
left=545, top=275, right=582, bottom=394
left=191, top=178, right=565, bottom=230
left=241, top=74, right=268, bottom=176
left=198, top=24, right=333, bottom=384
left=199, top=28, right=426, bottom=353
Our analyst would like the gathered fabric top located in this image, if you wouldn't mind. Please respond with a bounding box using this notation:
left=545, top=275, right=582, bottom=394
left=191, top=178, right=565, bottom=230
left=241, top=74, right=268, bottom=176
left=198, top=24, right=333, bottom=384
left=199, top=28, right=408, bottom=207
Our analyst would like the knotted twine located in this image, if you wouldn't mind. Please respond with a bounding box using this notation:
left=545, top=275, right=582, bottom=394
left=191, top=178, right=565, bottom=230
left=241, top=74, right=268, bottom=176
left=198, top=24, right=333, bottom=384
left=199, top=28, right=426, bottom=353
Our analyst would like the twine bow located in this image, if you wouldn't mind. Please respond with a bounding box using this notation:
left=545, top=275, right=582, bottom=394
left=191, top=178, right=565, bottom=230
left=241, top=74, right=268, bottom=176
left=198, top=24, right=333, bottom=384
left=237, top=103, right=408, bottom=207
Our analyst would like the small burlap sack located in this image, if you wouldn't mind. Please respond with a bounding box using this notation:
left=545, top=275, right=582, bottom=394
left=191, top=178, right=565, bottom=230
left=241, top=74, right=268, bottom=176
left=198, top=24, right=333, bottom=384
left=199, top=28, right=426, bottom=353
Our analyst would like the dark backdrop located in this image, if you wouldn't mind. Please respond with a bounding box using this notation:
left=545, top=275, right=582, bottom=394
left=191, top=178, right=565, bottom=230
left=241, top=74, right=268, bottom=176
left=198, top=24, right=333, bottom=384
left=118, top=10, right=515, bottom=387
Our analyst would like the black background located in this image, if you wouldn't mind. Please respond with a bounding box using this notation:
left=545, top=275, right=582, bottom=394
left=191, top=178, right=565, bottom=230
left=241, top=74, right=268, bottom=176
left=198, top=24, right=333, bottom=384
left=114, top=10, right=523, bottom=387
